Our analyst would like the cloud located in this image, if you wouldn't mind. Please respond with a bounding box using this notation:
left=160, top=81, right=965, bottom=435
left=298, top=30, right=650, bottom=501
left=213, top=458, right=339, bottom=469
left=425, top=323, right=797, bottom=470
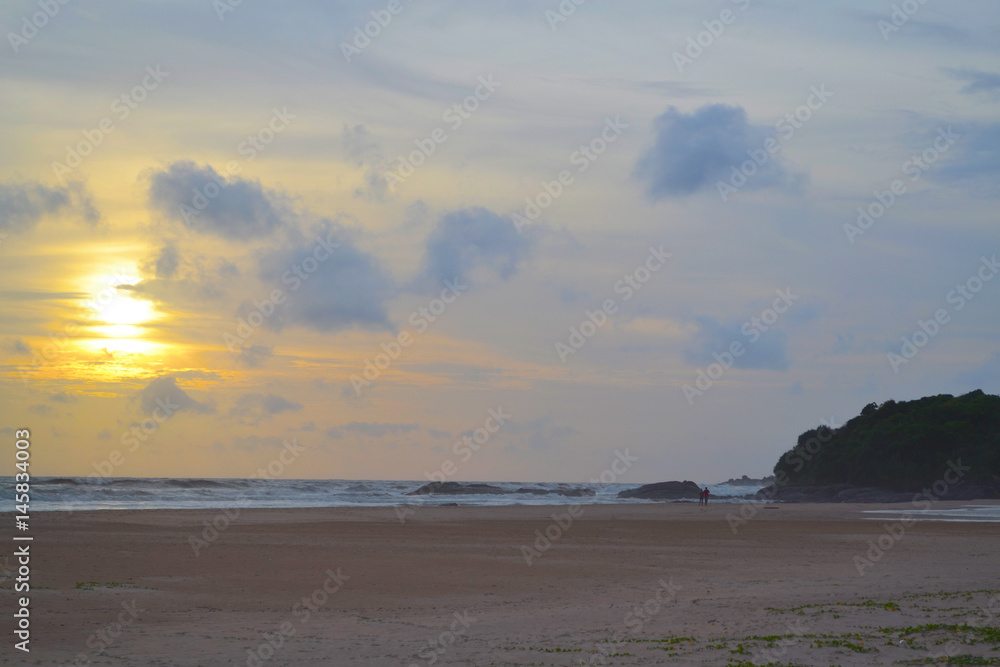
left=683, top=316, right=790, bottom=371
left=420, top=207, right=534, bottom=285
left=230, top=393, right=303, bottom=420
left=0, top=181, right=98, bottom=234
left=2, top=337, right=31, bottom=356
left=234, top=344, right=273, bottom=368
left=934, top=122, right=1000, bottom=185
left=946, top=68, right=1000, bottom=98
left=138, top=376, right=215, bottom=415
left=147, top=161, right=289, bottom=239
left=341, top=123, right=380, bottom=165
left=28, top=404, right=53, bottom=416
left=148, top=243, right=180, bottom=279
left=326, top=422, right=420, bottom=439
left=256, top=219, right=394, bottom=332
left=97, top=429, right=112, bottom=440
left=49, top=392, right=78, bottom=403
left=634, top=104, right=802, bottom=199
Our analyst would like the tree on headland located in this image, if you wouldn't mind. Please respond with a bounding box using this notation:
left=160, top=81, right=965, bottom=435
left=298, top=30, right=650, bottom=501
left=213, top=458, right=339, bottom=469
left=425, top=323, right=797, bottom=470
left=774, top=390, right=1000, bottom=491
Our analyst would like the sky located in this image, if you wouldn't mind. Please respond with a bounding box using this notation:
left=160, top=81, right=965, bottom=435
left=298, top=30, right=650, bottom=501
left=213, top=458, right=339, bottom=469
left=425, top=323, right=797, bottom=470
left=1, top=0, right=998, bottom=483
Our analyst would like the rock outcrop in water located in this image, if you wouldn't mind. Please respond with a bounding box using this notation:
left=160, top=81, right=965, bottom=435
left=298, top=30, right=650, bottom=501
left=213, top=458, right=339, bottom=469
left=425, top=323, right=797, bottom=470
left=617, top=480, right=702, bottom=500
left=406, top=482, right=596, bottom=497
left=407, top=482, right=505, bottom=496
left=720, top=475, right=774, bottom=486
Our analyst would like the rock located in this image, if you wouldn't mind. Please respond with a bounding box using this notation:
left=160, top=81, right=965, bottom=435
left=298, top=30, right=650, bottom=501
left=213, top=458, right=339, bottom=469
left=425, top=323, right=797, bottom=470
left=406, top=482, right=597, bottom=497
left=720, top=475, right=775, bottom=486
left=617, top=480, right=703, bottom=500
left=406, top=482, right=505, bottom=496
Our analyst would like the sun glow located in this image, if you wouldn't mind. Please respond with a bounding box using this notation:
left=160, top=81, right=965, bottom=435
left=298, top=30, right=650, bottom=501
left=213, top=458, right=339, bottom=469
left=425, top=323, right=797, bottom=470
left=77, top=272, right=167, bottom=356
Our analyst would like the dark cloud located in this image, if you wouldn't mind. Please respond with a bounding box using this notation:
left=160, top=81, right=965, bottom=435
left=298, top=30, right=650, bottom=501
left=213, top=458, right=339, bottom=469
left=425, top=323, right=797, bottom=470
left=2, top=337, right=31, bottom=356
left=230, top=393, right=303, bottom=419
left=97, top=429, right=112, bottom=440
left=326, top=422, right=420, bottom=439
left=234, top=344, right=273, bottom=368
left=150, top=243, right=180, bottom=279
left=946, top=68, right=1000, bottom=98
left=256, top=219, right=394, bottom=332
left=934, top=123, right=1000, bottom=185
left=683, top=316, right=790, bottom=371
left=138, top=376, right=215, bottom=415
left=28, top=404, right=53, bottom=416
left=421, top=207, right=533, bottom=285
left=634, top=104, right=801, bottom=199
left=147, top=161, right=289, bottom=239
left=126, top=250, right=235, bottom=307
left=49, top=392, right=78, bottom=403
left=0, top=181, right=98, bottom=234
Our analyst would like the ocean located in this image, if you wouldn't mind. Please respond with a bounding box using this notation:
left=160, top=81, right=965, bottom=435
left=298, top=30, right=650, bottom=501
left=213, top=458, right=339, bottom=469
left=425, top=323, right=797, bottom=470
left=12, top=477, right=765, bottom=512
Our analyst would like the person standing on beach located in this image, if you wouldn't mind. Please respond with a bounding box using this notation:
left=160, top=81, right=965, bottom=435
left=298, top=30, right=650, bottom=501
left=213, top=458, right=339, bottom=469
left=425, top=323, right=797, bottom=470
left=703, top=487, right=710, bottom=506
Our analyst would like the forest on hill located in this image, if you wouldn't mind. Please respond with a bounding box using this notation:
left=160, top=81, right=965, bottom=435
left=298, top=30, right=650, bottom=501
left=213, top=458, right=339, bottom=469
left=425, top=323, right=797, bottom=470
left=774, top=390, right=1000, bottom=491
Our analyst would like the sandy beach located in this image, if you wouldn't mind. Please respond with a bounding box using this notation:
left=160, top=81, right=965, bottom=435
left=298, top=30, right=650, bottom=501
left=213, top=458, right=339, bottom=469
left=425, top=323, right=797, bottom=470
left=6, top=502, right=1000, bottom=666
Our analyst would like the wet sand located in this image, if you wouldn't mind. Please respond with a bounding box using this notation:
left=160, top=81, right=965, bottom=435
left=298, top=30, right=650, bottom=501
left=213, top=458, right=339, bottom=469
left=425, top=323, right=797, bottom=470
left=5, top=501, right=1000, bottom=665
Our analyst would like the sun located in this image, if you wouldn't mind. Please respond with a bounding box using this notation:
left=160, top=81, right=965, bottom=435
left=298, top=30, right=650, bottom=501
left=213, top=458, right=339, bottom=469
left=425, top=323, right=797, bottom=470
left=78, top=271, right=165, bottom=355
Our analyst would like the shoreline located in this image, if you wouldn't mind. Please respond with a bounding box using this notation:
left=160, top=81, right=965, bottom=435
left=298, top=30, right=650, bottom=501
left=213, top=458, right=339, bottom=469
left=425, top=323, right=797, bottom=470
left=18, top=496, right=1000, bottom=517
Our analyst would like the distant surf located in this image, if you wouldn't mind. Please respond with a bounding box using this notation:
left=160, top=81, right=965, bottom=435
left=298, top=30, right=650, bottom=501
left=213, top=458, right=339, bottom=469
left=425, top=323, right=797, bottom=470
left=9, top=477, right=765, bottom=512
